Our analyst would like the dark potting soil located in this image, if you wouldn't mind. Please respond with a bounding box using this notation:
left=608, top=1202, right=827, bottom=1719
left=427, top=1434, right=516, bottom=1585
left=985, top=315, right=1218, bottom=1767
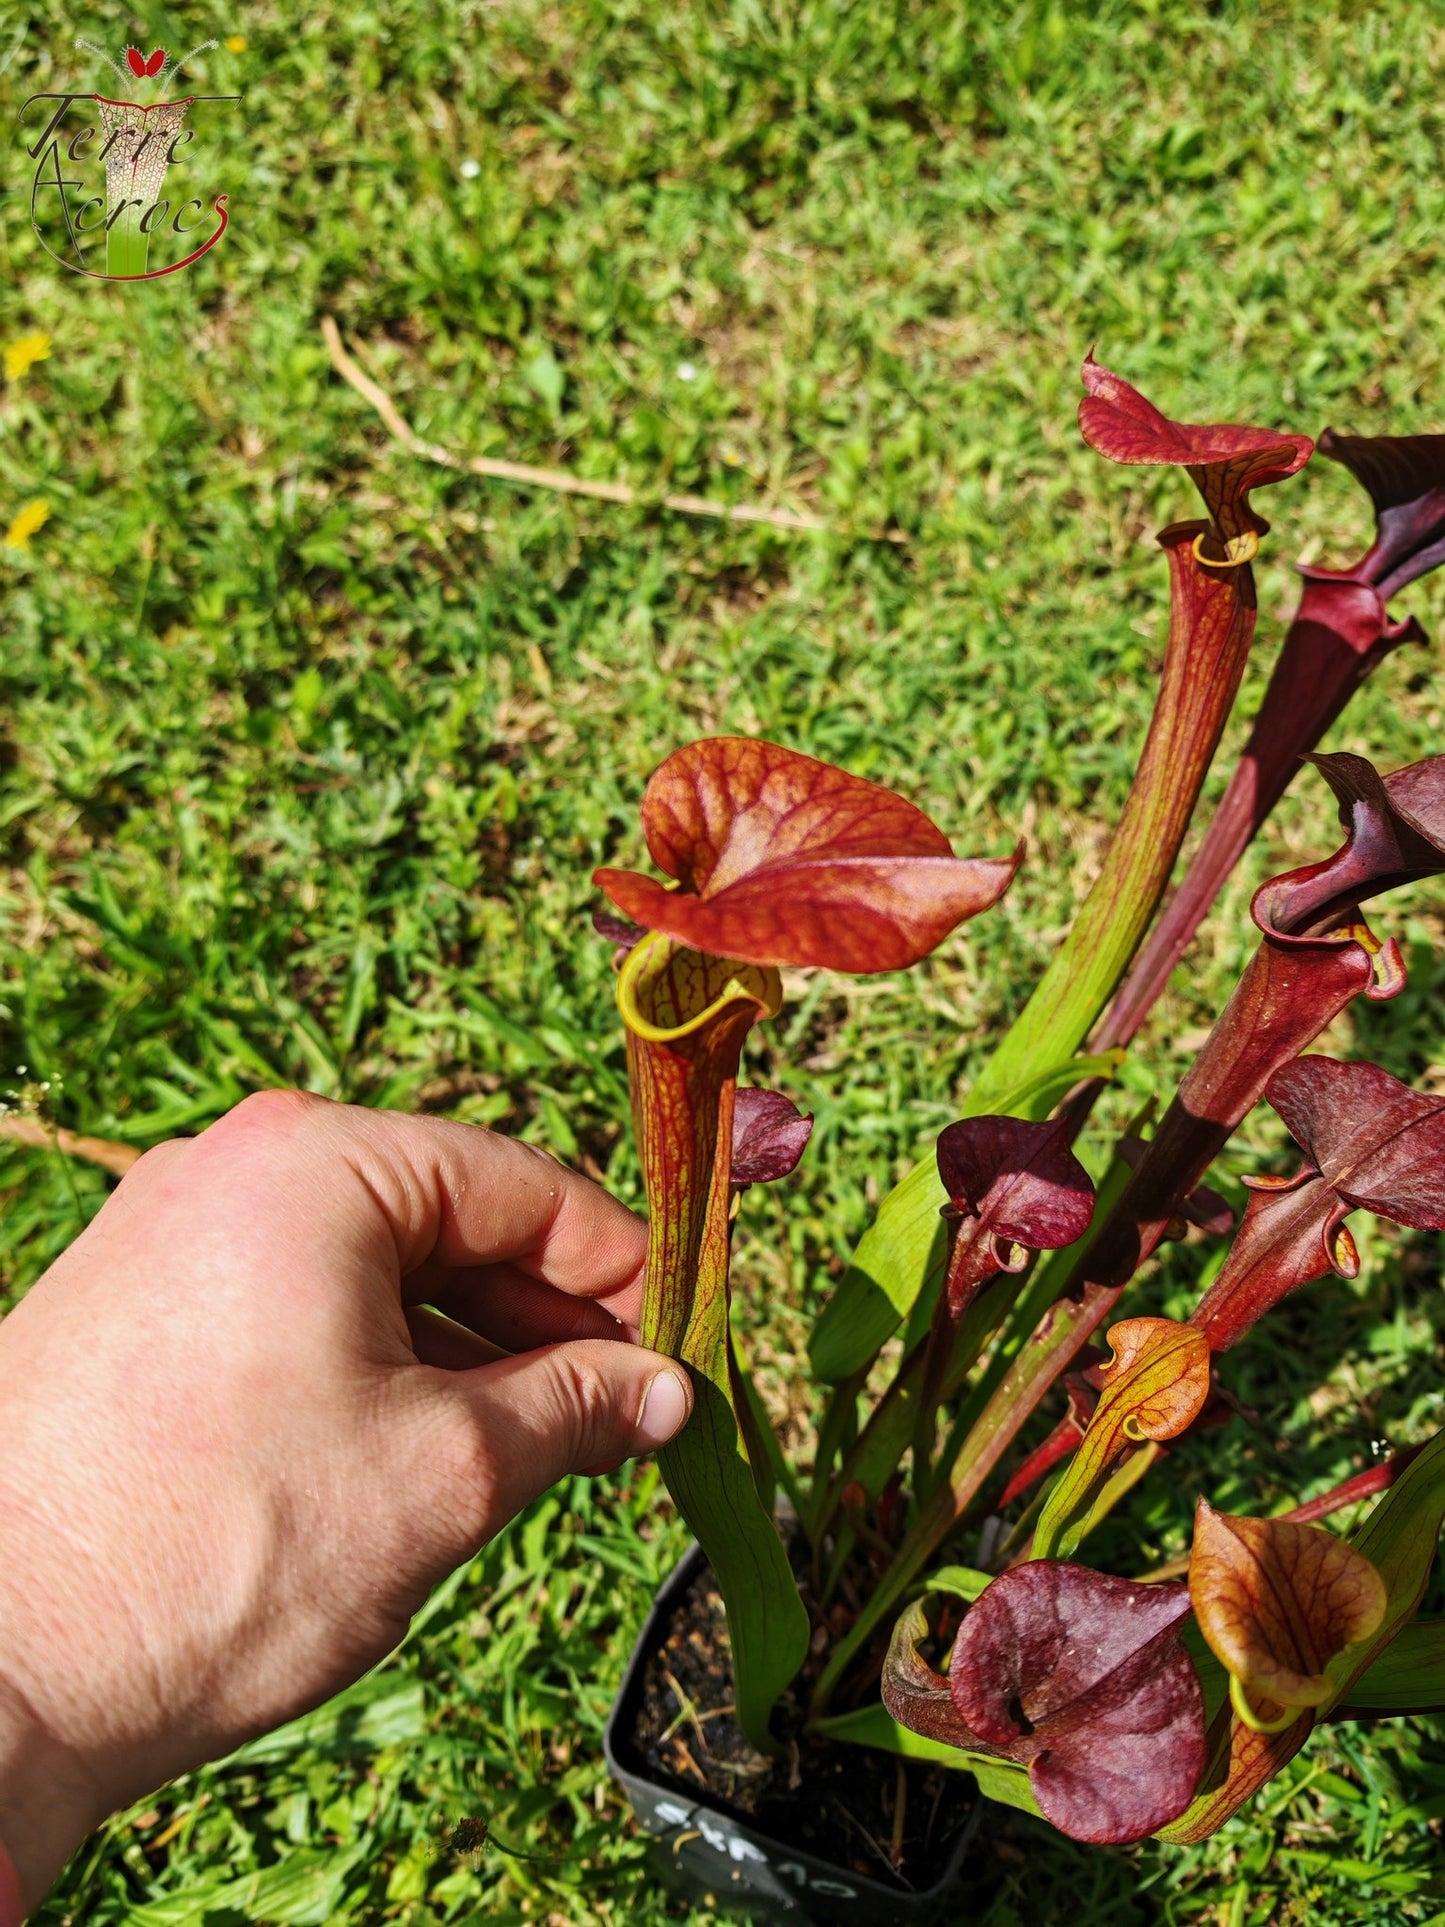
left=628, top=1561, right=975, bottom=1894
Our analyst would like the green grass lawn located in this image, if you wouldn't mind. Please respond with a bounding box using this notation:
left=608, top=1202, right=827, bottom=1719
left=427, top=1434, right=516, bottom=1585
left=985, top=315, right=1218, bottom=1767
left=6, top=0, right=1445, bottom=1918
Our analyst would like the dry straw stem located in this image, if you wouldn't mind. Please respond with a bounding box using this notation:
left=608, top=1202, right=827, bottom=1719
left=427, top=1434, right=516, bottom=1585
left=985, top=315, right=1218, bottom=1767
left=0, top=1114, right=141, bottom=1176
left=321, top=316, right=904, bottom=542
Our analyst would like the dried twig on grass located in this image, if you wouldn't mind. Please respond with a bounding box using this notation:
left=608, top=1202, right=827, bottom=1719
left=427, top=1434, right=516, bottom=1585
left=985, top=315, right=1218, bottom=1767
left=321, top=315, right=905, bottom=542
left=0, top=1115, right=141, bottom=1177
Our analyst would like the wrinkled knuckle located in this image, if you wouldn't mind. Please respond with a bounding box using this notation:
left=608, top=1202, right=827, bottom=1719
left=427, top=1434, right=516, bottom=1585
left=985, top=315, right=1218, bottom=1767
left=554, top=1350, right=618, bottom=1462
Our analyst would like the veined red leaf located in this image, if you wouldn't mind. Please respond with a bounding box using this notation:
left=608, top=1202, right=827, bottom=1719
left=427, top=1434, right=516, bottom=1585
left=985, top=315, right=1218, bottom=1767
left=972, top=521, right=1260, bottom=1115
left=1098, top=1318, right=1212, bottom=1441
left=1031, top=1318, right=1209, bottom=1560
left=941, top=755, right=1424, bottom=1637
left=1254, top=750, right=1445, bottom=941
left=1193, top=1056, right=1445, bottom=1350
left=936, top=1115, right=1095, bottom=1319
left=1319, top=427, right=1445, bottom=600
left=848, top=379, right=1302, bottom=1361
left=884, top=1563, right=1205, bottom=1843
left=1079, top=353, right=1312, bottom=561
left=1083, top=749, right=1424, bottom=1297
left=966, top=898, right=1408, bottom=1739
left=1155, top=1704, right=1313, bottom=1845
left=730, top=1086, right=814, bottom=1187
left=597, top=737, right=1020, bottom=972
left=1162, top=1432, right=1445, bottom=1841
left=1190, top=1173, right=1350, bottom=1352
left=616, top=932, right=807, bottom=1748
left=1270, top=1054, right=1445, bottom=1226
left=1189, top=1501, right=1387, bottom=1726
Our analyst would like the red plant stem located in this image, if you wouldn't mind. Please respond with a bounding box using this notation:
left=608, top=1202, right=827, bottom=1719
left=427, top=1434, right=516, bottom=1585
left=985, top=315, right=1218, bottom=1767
left=1140, top=1449, right=1423, bottom=1583
left=1280, top=1446, right=1421, bottom=1525
left=1083, top=932, right=1380, bottom=1291
left=907, top=933, right=1377, bottom=1525
left=966, top=525, right=1258, bottom=1112
left=1097, top=573, right=1418, bottom=1054
left=826, top=923, right=1389, bottom=1668
left=621, top=942, right=810, bottom=1748
left=996, top=1401, right=1092, bottom=1510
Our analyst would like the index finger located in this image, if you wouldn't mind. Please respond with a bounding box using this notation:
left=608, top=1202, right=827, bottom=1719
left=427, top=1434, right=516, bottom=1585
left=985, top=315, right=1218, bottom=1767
left=196, top=1092, right=649, bottom=1303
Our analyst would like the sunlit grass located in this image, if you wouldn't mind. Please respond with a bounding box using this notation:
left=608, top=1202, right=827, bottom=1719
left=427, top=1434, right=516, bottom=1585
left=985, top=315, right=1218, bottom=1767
left=5, top=1, right=1445, bottom=1918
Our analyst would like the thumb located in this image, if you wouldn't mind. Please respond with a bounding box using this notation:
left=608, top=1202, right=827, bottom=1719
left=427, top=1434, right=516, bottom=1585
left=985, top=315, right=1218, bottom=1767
left=456, top=1340, right=693, bottom=1531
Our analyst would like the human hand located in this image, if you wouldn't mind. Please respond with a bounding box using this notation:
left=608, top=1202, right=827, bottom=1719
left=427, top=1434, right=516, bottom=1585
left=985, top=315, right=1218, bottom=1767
left=0, top=1093, right=690, bottom=1909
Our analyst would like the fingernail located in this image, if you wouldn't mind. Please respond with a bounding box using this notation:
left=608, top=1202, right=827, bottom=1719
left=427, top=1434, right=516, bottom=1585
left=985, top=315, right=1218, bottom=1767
left=632, top=1368, right=691, bottom=1452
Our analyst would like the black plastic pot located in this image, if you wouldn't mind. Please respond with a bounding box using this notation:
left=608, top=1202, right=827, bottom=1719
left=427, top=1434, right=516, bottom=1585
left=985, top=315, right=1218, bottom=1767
left=604, top=1544, right=979, bottom=1925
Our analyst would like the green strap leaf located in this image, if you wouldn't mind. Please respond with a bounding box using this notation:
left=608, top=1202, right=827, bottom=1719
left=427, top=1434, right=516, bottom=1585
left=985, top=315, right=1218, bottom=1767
left=1328, top=1619, right=1445, bottom=1717
left=1321, top=1426, right=1445, bottom=1714
left=808, top=1052, right=1123, bottom=1383
left=809, top=1155, right=948, bottom=1384
left=730, top=1326, right=798, bottom=1519
left=658, top=1376, right=810, bottom=1754
left=809, top=1701, right=1041, bottom=1815
left=919, top=1563, right=993, bottom=1602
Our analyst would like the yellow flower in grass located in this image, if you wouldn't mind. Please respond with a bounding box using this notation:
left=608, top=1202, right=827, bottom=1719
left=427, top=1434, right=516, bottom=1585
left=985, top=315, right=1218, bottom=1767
left=225, top=35, right=248, bottom=52
left=4, top=501, right=51, bottom=551
left=4, top=333, right=51, bottom=382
